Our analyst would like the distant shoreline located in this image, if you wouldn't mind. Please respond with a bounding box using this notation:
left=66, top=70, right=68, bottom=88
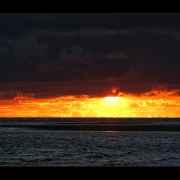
left=1, top=125, right=180, bottom=131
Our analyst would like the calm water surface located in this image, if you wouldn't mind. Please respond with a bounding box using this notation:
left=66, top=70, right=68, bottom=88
left=1, top=118, right=180, bottom=166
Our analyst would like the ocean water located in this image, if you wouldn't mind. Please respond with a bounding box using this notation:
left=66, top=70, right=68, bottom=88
left=1, top=117, right=180, bottom=166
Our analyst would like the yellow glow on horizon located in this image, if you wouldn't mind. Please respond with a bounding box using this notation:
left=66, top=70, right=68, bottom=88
left=1, top=90, right=180, bottom=117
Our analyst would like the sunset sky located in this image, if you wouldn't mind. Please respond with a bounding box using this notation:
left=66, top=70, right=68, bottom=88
left=1, top=13, right=180, bottom=117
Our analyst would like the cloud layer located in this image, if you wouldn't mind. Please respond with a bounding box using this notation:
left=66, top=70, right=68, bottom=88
left=1, top=14, right=180, bottom=117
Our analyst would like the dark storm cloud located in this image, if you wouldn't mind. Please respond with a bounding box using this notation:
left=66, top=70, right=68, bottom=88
left=13, top=37, right=49, bottom=58
left=0, top=14, right=180, bottom=42
left=59, top=45, right=93, bottom=63
left=59, top=45, right=128, bottom=63
left=0, top=45, right=10, bottom=54
left=0, top=91, right=17, bottom=99
left=1, top=14, right=180, bottom=98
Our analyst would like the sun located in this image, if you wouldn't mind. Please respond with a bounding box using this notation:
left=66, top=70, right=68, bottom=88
left=104, top=96, right=119, bottom=103
left=101, top=96, right=121, bottom=116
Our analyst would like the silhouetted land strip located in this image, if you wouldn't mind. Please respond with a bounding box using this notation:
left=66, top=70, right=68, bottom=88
left=1, top=125, right=180, bottom=131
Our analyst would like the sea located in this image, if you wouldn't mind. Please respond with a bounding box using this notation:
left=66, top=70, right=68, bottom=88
left=1, top=117, right=180, bottom=166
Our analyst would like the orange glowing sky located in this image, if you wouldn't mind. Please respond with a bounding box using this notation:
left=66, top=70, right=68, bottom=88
left=1, top=15, right=180, bottom=118
left=1, top=89, right=180, bottom=117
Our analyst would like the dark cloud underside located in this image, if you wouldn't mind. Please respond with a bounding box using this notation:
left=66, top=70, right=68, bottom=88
left=1, top=14, right=180, bottom=98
